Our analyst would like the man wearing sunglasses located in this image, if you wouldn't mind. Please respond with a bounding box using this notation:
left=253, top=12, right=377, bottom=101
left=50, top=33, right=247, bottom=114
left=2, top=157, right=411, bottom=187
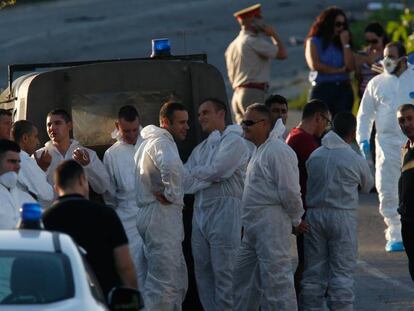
left=233, top=103, right=307, bottom=310
left=357, top=42, right=414, bottom=252
left=184, top=98, right=250, bottom=310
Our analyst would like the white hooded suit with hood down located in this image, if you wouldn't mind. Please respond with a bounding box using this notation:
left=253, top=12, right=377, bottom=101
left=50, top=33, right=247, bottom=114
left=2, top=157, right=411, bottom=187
left=134, top=125, right=187, bottom=311
left=233, top=119, right=304, bottom=311
left=18, top=150, right=54, bottom=207
left=185, top=125, right=250, bottom=311
left=357, top=65, right=414, bottom=242
left=300, top=131, right=373, bottom=311
left=0, top=173, right=37, bottom=229
left=35, top=139, right=110, bottom=195
left=103, top=134, right=144, bottom=288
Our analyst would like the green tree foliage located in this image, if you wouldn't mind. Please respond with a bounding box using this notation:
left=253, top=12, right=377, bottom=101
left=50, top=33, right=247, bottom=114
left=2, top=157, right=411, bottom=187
left=0, top=0, right=16, bottom=9
left=350, top=6, right=414, bottom=53
left=386, top=8, right=414, bottom=53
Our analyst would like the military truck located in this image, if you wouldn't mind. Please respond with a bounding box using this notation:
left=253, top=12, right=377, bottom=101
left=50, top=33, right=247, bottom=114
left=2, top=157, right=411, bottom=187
left=0, top=53, right=230, bottom=160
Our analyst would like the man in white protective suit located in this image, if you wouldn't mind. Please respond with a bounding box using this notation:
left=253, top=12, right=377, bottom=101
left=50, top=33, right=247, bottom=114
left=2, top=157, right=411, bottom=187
left=357, top=42, right=414, bottom=252
left=34, top=109, right=109, bottom=197
left=134, top=101, right=189, bottom=311
left=184, top=98, right=250, bottom=311
left=103, top=105, right=144, bottom=288
left=0, top=139, right=36, bottom=229
left=233, top=103, right=307, bottom=311
left=300, top=112, right=373, bottom=311
left=11, top=120, right=54, bottom=207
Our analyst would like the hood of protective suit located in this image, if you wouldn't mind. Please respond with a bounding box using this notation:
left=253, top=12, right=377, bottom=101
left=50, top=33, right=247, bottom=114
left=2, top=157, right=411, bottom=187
left=224, top=124, right=243, bottom=136
left=140, top=125, right=173, bottom=141
left=111, top=125, right=144, bottom=142
left=321, top=131, right=349, bottom=149
left=206, top=130, right=221, bottom=145
left=269, top=119, right=286, bottom=141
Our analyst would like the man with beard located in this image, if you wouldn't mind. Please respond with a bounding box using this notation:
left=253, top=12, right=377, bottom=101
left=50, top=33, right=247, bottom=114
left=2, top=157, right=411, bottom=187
left=357, top=42, right=414, bottom=252
left=134, top=101, right=189, bottom=310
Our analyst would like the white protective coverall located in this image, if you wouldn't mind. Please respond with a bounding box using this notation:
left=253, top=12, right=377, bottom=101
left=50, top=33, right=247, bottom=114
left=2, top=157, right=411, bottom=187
left=357, top=65, right=414, bottom=242
left=233, top=119, right=304, bottom=311
left=185, top=125, right=250, bottom=311
left=134, top=125, right=188, bottom=311
left=300, top=131, right=373, bottom=311
left=103, top=135, right=144, bottom=287
left=35, top=139, right=109, bottom=195
left=0, top=180, right=36, bottom=229
left=18, top=150, right=54, bottom=207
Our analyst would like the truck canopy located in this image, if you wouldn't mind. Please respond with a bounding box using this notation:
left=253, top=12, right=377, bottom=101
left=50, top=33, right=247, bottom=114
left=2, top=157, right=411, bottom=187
left=2, top=57, right=229, bottom=159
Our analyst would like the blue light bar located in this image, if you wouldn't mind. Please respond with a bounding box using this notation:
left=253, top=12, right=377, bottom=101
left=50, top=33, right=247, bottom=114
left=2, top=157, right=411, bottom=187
left=21, top=202, right=42, bottom=222
left=151, top=38, right=171, bottom=57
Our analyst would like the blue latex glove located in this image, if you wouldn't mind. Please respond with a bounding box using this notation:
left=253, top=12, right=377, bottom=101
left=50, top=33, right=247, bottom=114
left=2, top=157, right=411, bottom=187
left=359, top=140, right=371, bottom=160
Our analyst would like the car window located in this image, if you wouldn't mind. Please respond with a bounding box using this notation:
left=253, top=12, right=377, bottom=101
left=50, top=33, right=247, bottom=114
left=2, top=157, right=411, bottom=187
left=80, top=253, right=107, bottom=304
left=0, top=251, right=75, bottom=305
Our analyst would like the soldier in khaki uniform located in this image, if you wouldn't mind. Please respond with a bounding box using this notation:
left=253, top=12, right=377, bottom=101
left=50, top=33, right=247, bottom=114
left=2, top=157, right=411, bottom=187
left=225, top=3, right=288, bottom=124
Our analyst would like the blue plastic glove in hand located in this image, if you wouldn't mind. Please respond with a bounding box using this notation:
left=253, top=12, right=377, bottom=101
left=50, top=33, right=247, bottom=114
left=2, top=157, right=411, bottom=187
left=359, top=140, right=371, bottom=160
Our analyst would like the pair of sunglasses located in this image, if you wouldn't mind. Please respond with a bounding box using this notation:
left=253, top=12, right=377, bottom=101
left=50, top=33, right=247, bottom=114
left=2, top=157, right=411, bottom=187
left=334, top=21, right=346, bottom=28
left=240, top=119, right=265, bottom=127
left=365, top=38, right=379, bottom=44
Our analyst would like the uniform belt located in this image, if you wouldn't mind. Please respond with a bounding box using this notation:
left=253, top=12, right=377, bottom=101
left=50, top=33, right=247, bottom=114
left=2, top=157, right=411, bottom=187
left=237, top=82, right=268, bottom=90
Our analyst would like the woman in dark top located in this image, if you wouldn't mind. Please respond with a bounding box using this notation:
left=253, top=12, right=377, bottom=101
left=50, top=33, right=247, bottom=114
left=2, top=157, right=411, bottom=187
left=305, top=6, right=355, bottom=118
left=355, top=22, right=388, bottom=98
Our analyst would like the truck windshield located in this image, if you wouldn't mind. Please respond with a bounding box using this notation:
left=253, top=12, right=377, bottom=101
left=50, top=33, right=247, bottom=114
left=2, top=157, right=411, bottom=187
left=0, top=251, right=75, bottom=304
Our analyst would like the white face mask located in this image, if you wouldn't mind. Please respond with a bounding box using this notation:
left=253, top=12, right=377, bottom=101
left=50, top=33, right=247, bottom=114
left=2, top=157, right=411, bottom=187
left=382, top=56, right=403, bottom=74
left=0, top=171, right=18, bottom=189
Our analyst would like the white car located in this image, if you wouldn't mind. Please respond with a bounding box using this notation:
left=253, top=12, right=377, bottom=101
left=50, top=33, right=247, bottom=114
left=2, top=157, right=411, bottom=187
left=0, top=230, right=109, bottom=310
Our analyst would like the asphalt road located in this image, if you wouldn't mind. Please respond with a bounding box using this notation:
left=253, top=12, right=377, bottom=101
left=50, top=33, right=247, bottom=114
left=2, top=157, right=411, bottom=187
left=1, top=1, right=413, bottom=309
left=0, top=0, right=375, bottom=99
left=354, top=193, right=413, bottom=310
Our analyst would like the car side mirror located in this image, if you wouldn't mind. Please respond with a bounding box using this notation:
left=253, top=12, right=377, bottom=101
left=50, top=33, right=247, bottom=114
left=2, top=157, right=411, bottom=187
left=107, top=287, right=144, bottom=311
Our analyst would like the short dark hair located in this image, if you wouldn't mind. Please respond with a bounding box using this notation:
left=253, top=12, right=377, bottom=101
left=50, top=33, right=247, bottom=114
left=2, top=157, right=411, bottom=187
left=246, top=103, right=272, bottom=121
left=47, top=109, right=72, bottom=123
left=54, top=160, right=84, bottom=190
left=385, top=41, right=407, bottom=57
left=332, top=112, right=356, bottom=139
left=201, top=97, right=227, bottom=117
left=265, top=94, right=288, bottom=108
left=398, top=103, right=414, bottom=114
left=0, top=109, right=12, bottom=118
left=365, top=22, right=389, bottom=45
left=159, top=101, right=187, bottom=124
left=118, top=105, right=140, bottom=122
left=0, top=139, right=20, bottom=160
left=302, top=99, right=329, bottom=120
left=11, top=120, right=35, bottom=144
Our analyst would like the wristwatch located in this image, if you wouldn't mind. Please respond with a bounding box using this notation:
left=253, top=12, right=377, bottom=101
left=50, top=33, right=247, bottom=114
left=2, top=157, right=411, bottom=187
left=343, top=44, right=351, bottom=49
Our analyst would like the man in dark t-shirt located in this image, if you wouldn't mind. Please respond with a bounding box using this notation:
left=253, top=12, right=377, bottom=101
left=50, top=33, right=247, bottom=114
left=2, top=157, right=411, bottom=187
left=397, top=104, right=414, bottom=281
left=286, top=99, right=331, bottom=297
left=43, top=160, right=137, bottom=297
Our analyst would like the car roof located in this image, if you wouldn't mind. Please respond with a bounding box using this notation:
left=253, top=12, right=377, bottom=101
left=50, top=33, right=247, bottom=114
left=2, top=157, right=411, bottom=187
left=0, top=230, right=64, bottom=252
